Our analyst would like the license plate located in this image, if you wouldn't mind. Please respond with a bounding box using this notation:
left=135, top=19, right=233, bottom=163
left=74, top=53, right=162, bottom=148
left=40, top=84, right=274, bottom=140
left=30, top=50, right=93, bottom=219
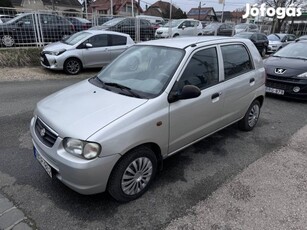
left=266, top=87, right=285, bottom=95
left=34, top=147, right=52, bottom=178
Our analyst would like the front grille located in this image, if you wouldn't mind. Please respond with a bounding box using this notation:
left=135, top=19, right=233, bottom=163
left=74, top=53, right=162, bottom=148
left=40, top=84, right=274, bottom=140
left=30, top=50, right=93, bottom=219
left=267, top=74, right=302, bottom=83
left=40, top=53, right=50, bottom=66
left=35, top=118, right=58, bottom=147
left=266, top=80, right=293, bottom=91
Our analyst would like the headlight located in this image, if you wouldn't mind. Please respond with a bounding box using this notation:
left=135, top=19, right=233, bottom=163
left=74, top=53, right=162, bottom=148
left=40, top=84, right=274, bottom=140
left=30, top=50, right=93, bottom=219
left=49, top=49, right=66, bottom=56
left=297, top=72, right=307, bottom=78
left=63, top=138, right=101, bottom=160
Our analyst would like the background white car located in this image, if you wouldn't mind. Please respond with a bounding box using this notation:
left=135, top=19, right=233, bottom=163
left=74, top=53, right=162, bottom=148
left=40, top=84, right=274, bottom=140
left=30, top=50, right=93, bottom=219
left=155, top=19, right=203, bottom=38
left=40, top=30, right=134, bottom=74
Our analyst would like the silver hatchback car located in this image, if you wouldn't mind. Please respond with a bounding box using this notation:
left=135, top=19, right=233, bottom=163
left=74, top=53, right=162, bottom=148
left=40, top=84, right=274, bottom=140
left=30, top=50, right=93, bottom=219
left=31, top=37, right=265, bottom=202
left=40, top=30, right=134, bottom=74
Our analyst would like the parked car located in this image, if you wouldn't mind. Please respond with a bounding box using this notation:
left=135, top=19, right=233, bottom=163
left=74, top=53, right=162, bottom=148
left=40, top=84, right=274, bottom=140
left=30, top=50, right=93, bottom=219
left=97, top=16, right=113, bottom=25
left=264, top=40, right=307, bottom=100
left=297, top=35, right=307, bottom=41
left=155, top=19, right=203, bottom=38
left=0, top=15, right=14, bottom=23
left=31, top=36, right=265, bottom=202
left=40, top=30, right=134, bottom=74
left=234, top=23, right=258, bottom=34
left=267, top=33, right=296, bottom=53
left=203, top=23, right=234, bottom=36
left=0, top=13, right=75, bottom=47
left=91, top=17, right=155, bottom=41
left=66, top=17, right=91, bottom=32
left=234, top=32, right=268, bottom=57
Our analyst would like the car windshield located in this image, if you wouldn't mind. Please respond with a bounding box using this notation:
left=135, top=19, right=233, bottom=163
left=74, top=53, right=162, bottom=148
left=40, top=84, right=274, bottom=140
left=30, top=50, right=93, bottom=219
left=235, top=24, right=247, bottom=29
left=268, top=34, right=282, bottom=41
left=96, top=45, right=185, bottom=98
left=103, top=18, right=124, bottom=26
left=162, top=19, right=182, bottom=27
left=62, top=31, right=91, bottom=45
left=273, top=42, right=307, bottom=59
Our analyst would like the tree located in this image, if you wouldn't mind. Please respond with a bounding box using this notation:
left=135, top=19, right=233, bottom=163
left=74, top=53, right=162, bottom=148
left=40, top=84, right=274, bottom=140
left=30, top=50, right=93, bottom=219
left=257, top=0, right=304, bottom=33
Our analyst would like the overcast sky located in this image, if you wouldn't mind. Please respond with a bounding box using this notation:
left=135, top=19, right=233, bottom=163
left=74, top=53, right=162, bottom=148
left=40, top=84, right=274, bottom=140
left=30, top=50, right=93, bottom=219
left=139, top=0, right=256, bottom=13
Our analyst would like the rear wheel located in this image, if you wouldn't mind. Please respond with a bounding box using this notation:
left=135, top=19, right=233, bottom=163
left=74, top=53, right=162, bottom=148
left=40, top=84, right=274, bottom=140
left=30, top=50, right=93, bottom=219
left=64, top=58, right=82, bottom=75
left=107, top=146, right=157, bottom=202
left=1, top=34, right=15, bottom=47
left=238, top=100, right=261, bottom=131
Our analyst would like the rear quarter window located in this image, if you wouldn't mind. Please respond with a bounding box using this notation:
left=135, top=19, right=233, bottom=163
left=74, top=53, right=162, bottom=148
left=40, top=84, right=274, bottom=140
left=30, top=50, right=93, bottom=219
left=221, top=44, right=254, bottom=80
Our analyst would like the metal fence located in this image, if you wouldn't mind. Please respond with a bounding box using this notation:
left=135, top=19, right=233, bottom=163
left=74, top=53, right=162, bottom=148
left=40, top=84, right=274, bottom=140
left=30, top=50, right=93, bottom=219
left=0, top=7, right=158, bottom=48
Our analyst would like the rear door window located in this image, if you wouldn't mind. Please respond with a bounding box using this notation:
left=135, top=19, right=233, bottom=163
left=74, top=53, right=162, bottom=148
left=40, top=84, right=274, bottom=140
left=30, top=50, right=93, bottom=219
left=221, top=44, right=253, bottom=80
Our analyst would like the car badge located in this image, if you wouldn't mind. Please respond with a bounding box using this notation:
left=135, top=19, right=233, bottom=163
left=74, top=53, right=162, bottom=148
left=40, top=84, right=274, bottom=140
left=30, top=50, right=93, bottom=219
left=40, top=128, right=46, bottom=137
left=275, top=68, right=286, bottom=75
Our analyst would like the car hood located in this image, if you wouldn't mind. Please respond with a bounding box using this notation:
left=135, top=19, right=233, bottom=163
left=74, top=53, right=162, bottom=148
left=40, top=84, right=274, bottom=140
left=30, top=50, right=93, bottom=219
left=156, top=27, right=172, bottom=32
left=265, top=56, right=307, bottom=76
left=36, top=80, right=148, bottom=140
left=43, top=41, right=74, bottom=51
left=235, top=28, right=245, bottom=33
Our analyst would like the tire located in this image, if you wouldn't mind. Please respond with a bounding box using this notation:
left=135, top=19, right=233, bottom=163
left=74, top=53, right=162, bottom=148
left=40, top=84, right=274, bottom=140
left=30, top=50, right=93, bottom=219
left=238, top=100, right=261, bottom=131
left=1, top=34, right=15, bottom=47
left=64, top=58, right=82, bottom=75
left=173, top=34, right=179, bottom=37
left=107, top=146, right=157, bottom=202
left=260, top=47, right=266, bottom=57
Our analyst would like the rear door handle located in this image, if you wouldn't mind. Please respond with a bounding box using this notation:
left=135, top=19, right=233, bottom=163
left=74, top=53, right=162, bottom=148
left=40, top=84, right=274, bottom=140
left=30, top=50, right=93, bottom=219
left=250, top=78, right=255, bottom=86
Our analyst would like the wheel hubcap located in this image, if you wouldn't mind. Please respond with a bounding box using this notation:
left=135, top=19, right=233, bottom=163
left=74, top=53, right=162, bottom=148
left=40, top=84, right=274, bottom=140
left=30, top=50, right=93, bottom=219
left=248, top=104, right=259, bottom=127
left=121, top=157, right=153, bottom=195
left=67, top=60, right=80, bottom=74
left=2, top=35, right=14, bottom=47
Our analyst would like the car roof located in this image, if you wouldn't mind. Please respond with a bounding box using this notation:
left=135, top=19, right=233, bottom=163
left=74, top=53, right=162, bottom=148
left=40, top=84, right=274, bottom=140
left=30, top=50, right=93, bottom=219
left=85, top=29, right=131, bottom=37
left=137, top=36, right=243, bottom=49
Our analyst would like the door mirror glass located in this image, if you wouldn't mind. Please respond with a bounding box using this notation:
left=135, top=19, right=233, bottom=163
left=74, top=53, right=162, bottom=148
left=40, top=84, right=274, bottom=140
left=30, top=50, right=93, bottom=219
left=85, top=43, right=93, bottom=48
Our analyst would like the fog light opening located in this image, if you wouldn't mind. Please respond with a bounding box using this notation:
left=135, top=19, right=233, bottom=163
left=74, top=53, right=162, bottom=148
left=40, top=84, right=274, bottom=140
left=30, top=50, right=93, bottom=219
left=293, top=86, right=300, bottom=93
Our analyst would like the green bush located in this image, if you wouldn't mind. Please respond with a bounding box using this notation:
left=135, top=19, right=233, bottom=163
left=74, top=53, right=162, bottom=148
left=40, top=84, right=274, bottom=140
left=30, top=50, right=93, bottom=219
left=0, top=48, right=42, bottom=67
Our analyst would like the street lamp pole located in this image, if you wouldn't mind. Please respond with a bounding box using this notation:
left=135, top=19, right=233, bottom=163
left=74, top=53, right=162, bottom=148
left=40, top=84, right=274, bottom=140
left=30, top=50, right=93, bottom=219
left=221, top=0, right=225, bottom=22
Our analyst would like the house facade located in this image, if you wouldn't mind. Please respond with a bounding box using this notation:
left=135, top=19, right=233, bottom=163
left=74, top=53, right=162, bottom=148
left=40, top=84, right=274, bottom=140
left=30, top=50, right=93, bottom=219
left=187, top=7, right=217, bottom=21
left=9, top=0, right=82, bottom=13
left=89, top=0, right=143, bottom=16
left=144, top=0, right=185, bottom=19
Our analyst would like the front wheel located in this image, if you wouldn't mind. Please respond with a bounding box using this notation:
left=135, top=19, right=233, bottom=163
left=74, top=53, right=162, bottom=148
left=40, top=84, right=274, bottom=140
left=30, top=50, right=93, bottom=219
left=64, top=58, right=82, bottom=75
left=107, top=146, right=157, bottom=202
left=238, top=100, right=261, bottom=131
left=1, top=34, right=15, bottom=47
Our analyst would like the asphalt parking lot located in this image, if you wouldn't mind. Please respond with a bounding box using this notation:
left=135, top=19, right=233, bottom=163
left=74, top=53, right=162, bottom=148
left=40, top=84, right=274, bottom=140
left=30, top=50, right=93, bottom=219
left=0, top=68, right=306, bottom=229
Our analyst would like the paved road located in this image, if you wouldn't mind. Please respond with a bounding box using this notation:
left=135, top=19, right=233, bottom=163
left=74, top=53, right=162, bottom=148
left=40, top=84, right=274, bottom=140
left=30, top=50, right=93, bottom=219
left=0, top=79, right=306, bottom=230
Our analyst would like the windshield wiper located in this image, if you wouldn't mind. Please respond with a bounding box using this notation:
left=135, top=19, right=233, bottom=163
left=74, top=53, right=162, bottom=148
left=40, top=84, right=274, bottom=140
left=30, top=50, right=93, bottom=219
left=104, top=82, right=142, bottom=98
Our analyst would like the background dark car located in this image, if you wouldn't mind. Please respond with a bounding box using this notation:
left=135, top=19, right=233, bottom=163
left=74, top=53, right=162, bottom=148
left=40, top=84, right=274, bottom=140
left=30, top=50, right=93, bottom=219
left=203, top=23, right=234, bottom=36
left=234, top=32, right=268, bottom=57
left=264, top=40, right=307, bottom=100
left=91, top=17, right=155, bottom=41
left=97, top=16, right=113, bottom=25
left=0, top=15, right=14, bottom=23
left=0, top=13, right=75, bottom=47
left=66, top=17, right=91, bottom=32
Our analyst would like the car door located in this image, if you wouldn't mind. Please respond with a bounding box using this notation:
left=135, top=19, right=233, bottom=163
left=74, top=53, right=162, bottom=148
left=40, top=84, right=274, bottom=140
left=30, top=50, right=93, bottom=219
left=168, top=46, right=225, bottom=153
left=218, top=43, right=257, bottom=126
left=251, top=33, right=261, bottom=51
left=81, top=34, right=110, bottom=67
left=13, top=14, right=36, bottom=44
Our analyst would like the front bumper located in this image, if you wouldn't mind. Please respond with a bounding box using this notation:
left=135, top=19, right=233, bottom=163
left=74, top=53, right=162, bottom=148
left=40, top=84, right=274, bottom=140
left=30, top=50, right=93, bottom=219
left=267, top=45, right=279, bottom=53
left=30, top=116, right=121, bottom=195
left=40, top=53, right=64, bottom=70
left=265, top=75, right=307, bottom=100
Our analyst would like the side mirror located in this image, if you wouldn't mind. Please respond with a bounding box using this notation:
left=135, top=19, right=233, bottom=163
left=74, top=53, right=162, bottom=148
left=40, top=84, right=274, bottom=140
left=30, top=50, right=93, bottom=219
left=182, top=25, right=186, bottom=30
left=85, top=43, right=93, bottom=48
left=168, top=85, right=201, bottom=103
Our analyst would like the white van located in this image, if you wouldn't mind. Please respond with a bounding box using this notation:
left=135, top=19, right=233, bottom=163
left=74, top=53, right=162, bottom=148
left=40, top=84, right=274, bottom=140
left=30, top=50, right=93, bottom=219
left=155, top=19, right=203, bottom=38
